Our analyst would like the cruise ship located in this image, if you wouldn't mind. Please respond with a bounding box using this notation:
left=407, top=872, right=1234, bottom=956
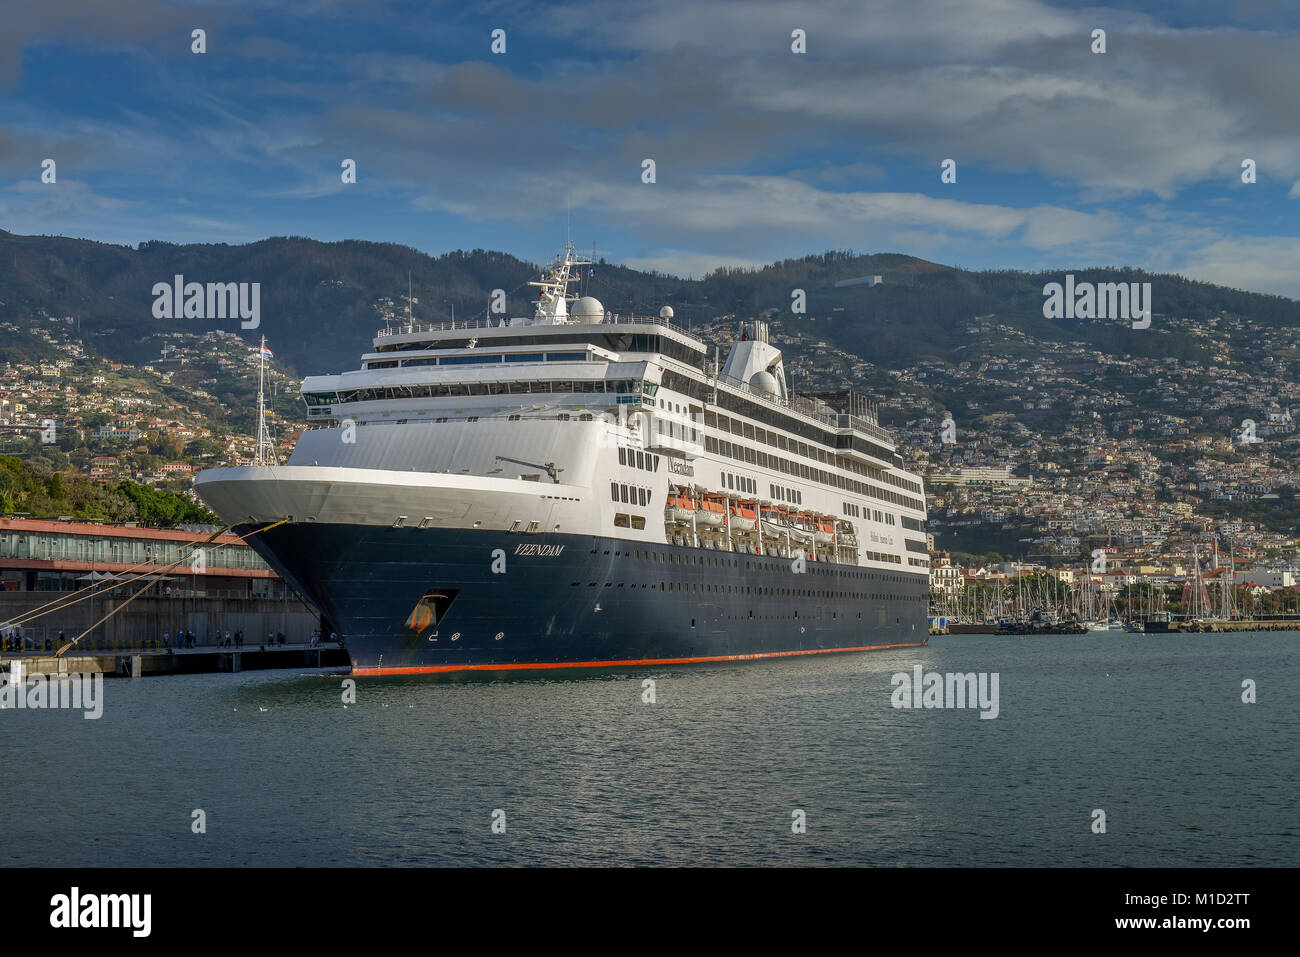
left=194, top=247, right=931, bottom=675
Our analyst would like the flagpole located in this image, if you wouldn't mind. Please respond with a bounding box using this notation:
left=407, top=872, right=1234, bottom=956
left=255, top=337, right=276, bottom=467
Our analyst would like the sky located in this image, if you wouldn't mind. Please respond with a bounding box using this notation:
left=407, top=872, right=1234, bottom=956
left=1, top=0, right=1298, bottom=296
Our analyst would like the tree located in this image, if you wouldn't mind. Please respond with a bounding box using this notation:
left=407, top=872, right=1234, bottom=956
left=113, top=482, right=218, bottom=526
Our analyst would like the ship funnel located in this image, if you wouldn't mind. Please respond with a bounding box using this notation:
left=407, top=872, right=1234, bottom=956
left=722, top=320, right=786, bottom=399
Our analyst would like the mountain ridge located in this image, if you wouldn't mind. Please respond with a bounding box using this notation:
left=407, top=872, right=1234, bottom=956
left=3, top=230, right=1298, bottom=378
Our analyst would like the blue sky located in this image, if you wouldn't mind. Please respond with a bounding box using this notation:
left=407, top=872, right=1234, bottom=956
left=2, top=0, right=1299, bottom=296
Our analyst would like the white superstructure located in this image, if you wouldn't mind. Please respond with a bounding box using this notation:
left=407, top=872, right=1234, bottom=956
left=196, top=246, right=928, bottom=573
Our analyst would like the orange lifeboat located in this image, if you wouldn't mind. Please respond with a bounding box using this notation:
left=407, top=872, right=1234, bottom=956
left=814, top=517, right=835, bottom=545
left=697, top=494, right=726, bottom=527
left=729, top=499, right=757, bottom=532
left=665, top=487, right=697, bottom=524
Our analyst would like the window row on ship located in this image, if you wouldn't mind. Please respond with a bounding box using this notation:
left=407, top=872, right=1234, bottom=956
left=699, top=440, right=924, bottom=513
left=698, top=410, right=921, bottom=495
left=364, top=350, right=590, bottom=369
left=572, top=545, right=925, bottom=596
left=305, top=378, right=919, bottom=497
left=372, top=332, right=707, bottom=370
left=302, top=377, right=647, bottom=405
left=655, top=369, right=901, bottom=472
left=354, top=347, right=913, bottom=490
left=305, top=379, right=925, bottom=512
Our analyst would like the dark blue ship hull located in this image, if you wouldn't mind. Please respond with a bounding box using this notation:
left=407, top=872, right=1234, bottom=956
left=238, top=523, right=929, bottom=674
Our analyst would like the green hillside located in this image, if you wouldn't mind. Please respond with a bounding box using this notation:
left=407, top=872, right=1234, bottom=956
left=2, top=230, right=1297, bottom=379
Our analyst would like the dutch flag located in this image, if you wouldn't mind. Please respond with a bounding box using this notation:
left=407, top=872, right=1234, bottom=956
left=259, top=344, right=274, bottom=358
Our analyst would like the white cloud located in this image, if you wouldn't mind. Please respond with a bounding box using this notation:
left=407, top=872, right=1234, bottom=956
left=622, top=249, right=768, bottom=278
left=580, top=175, right=1127, bottom=251
left=1178, top=236, right=1300, bottom=299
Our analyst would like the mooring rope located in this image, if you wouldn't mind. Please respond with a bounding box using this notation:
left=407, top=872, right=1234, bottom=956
left=49, top=518, right=290, bottom=657
left=3, top=525, right=233, bottom=628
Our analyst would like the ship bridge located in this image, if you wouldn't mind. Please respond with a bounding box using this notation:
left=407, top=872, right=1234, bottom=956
left=368, top=315, right=707, bottom=372
left=369, top=243, right=707, bottom=368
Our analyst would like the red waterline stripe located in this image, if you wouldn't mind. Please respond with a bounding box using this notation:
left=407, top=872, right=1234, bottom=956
left=350, top=640, right=929, bottom=676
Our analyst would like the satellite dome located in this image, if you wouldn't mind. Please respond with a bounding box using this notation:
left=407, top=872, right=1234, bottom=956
left=659, top=306, right=674, bottom=320
left=749, top=370, right=779, bottom=395
left=572, top=296, right=604, bottom=320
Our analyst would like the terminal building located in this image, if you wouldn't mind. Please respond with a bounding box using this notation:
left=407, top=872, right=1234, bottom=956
left=0, top=517, right=322, bottom=649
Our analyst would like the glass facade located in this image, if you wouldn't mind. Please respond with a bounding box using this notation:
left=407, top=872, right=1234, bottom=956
left=0, top=530, right=269, bottom=571
left=305, top=377, right=645, bottom=405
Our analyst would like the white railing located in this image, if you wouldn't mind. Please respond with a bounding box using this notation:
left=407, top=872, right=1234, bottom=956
left=375, top=314, right=705, bottom=345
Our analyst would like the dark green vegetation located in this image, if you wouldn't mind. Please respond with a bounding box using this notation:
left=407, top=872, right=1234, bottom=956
left=4, top=230, right=1297, bottom=379
left=0, top=456, right=217, bottom=525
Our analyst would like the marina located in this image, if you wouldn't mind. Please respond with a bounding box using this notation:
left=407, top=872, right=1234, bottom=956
left=936, top=618, right=1300, bottom=635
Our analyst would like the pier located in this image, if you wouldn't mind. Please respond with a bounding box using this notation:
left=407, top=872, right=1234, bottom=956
left=1, top=641, right=349, bottom=677
left=1168, top=619, right=1300, bottom=633
left=936, top=619, right=1300, bottom=635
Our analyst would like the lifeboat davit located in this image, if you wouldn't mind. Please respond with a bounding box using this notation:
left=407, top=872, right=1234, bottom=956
left=813, top=517, right=835, bottom=545
left=784, top=511, right=814, bottom=544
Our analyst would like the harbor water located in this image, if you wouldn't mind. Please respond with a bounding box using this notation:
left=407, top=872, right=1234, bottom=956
left=5, top=631, right=1296, bottom=866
